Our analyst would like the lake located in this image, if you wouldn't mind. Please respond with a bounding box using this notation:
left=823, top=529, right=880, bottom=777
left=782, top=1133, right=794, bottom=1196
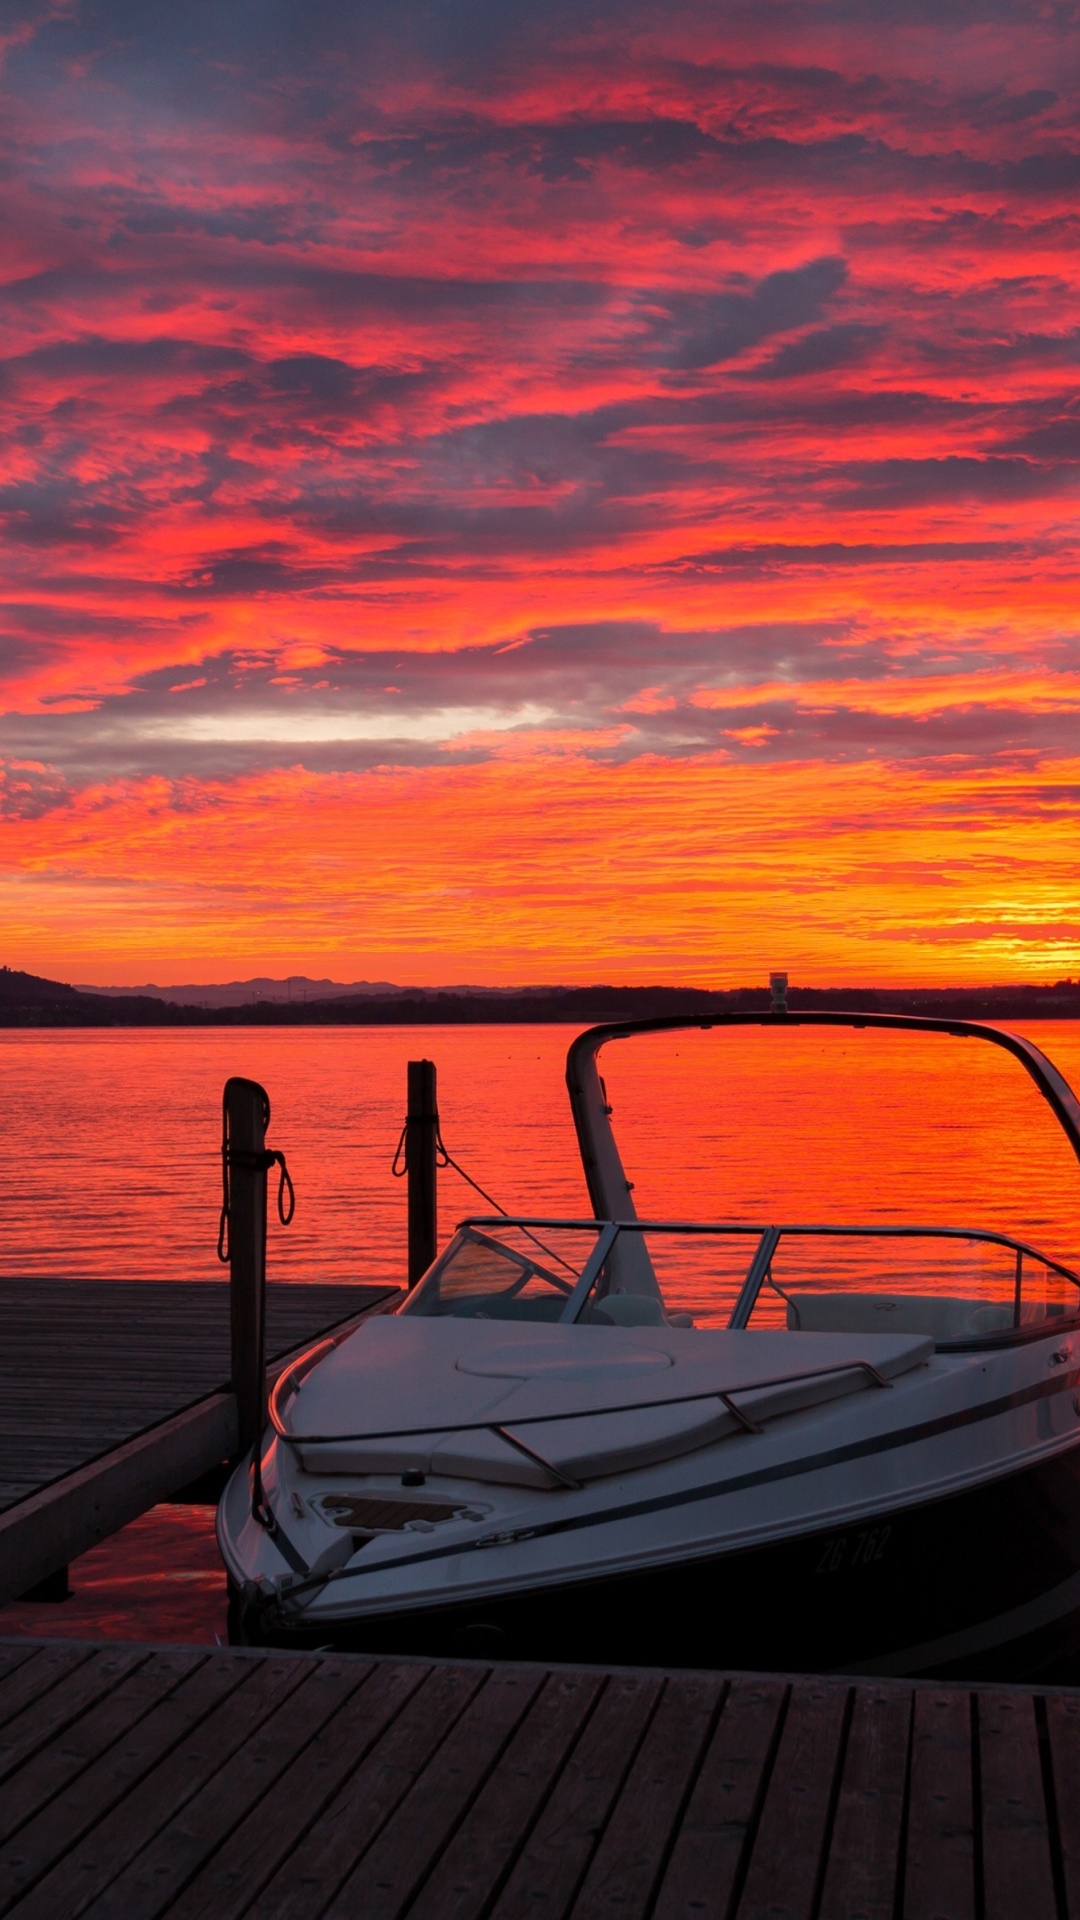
left=2, top=1018, right=1079, bottom=1300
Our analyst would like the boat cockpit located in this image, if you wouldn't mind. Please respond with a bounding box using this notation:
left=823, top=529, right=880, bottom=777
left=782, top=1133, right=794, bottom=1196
left=398, top=1215, right=1080, bottom=1352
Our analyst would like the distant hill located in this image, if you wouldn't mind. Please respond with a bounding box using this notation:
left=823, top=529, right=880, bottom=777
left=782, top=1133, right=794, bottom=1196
left=0, top=966, right=192, bottom=1024
left=2, top=966, right=1079, bottom=1026
left=75, top=975, right=408, bottom=1008
left=0, top=966, right=82, bottom=1005
left=75, top=975, right=570, bottom=1007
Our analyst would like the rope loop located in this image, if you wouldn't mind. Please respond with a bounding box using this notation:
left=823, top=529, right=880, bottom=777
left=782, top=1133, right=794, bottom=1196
left=272, top=1149, right=296, bottom=1225
left=388, top=1108, right=574, bottom=1276
left=392, top=1112, right=450, bottom=1177
left=217, top=1096, right=295, bottom=1261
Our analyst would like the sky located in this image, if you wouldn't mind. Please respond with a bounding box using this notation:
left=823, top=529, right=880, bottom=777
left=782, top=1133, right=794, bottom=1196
left=1, top=0, right=1079, bottom=987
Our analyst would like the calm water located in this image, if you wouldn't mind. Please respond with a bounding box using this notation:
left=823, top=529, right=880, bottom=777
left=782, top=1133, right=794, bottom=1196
left=1, top=1020, right=1078, bottom=1304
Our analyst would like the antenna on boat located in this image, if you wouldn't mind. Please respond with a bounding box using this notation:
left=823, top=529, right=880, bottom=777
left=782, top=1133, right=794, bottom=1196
left=770, top=971, right=789, bottom=1016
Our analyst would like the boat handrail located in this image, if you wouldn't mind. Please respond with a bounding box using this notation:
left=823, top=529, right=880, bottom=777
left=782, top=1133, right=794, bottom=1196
left=450, top=1214, right=1080, bottom=1286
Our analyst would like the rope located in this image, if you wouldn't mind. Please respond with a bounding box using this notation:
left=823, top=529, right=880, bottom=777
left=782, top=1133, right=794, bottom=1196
left=392, top=1110, right=576, bottom=1276
left=217, top=1103, right=296, bottom=1262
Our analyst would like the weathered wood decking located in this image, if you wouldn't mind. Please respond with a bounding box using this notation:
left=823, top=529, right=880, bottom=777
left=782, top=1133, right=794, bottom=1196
left=0, top=1637, right=1075, bottom=1919
left=0, top=1279, right=398, bottom=1603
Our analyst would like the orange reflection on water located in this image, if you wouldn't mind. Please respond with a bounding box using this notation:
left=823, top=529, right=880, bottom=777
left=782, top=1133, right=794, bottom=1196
left=0, top=1507, right=223, bottom=1646
left=0, top=1021, right=1077, bottom=1291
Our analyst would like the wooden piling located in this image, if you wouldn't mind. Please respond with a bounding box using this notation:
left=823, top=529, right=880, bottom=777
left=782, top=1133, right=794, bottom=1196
left=406, top=1059, right=438, bottom=1286
left=223, top=1076, right=271, bottom=1457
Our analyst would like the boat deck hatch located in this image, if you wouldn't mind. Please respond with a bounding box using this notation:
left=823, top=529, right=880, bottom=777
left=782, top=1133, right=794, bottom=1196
left=320, top=1496, right=464, bottom=1531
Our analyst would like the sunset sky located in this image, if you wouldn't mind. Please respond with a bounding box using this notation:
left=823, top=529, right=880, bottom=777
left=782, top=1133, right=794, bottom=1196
left=2, top=0, right=1079, bottom=986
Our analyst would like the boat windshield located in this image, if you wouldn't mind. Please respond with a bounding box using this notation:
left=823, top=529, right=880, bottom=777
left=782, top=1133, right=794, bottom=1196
left=398, top=1215, right=1080, bottom=1348
left=398, top=1226, right=577, bottom=1322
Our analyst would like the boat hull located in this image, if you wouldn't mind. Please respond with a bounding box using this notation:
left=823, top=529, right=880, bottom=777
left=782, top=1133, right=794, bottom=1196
left=233, top=1439, right=1080, bottom=1680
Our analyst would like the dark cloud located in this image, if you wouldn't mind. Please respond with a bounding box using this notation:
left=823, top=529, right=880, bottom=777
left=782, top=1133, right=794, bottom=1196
left=995, top=411, right=1080, bottom=459
left=355, top=117, right=721, bottom=187
left=4, top=337, right=251, bottom=383
left=1003, top=150, right=1080, bottom=194
left=0, top=482, right=125, bottom=549
left=266, top=355, right=365, bottom=404
left=747, top=322, right=883, bottom=379
left=652, top=258, right=848, bottom=369
left=967, top=87, right=1060, bottom=124
left=178, top=546, right=341, bottom=597
left=654, top=539, right=1027, bottom=576
left=828, top=455, right=1076, bottom=509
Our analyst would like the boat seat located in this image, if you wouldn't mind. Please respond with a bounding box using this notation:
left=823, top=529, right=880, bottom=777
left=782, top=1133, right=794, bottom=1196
left=443, top=1294, right=568, bottom=1322
left=290, top=1320, right=934, bottom=1485
left=436, top=1294, right=686, bottom=1328
left=429, top=1331, right=933, bottom=1484
left=592, top=1293, right=669, bottom=1328
left=785, top=1293, right=1013, bottom=1339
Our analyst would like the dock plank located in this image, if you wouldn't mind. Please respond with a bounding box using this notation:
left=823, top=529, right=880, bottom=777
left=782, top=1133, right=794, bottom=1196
left=978, top=1691, right=1057, bottom=1920
left=818, top=1684, right=911, bottom=1920
left=0, top=1651, right=203, bottom=1852
left=166, top=1661, right=427, bottom=1920
left=83, top=1658, right=372, bottom=1920
left=652, top=1676, right=786, bottom=1920
left=0, top=1279, right=396, bottom=1512
left=0, top=1646, right=37, bottom=1691
left=0, top=1652, right=240, bottom=1915
left=0, top=1647, right=147, bottom=1791
left=491, top=1672, right=662, bottom=1920
left=323, top=1665, right=545, bottom=1920
left=0, top=1643, right=95, bottom=1734
left=903, top=1688, right=975, bottom=1920
left=249, top=1660, right=485, bottom=1920
left=570, top=1674, right=722, bottom=1920
left=735, top=1678, right=849, bottom=1920
left=408, top=1669, right=604, bottom=1920
left=7, top=1655, right=305, bottom=1920
left=1045, top=1692, right=1080, bottom=1920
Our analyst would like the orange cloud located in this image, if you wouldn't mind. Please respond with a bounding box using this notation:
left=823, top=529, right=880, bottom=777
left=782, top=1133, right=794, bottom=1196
left=2, top=750, right=1078, bottom=985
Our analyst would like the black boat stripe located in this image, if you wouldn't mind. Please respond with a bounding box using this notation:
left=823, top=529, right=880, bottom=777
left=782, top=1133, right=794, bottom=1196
left=268, top=1518, right=309, bottom=1575
left=304, top=1365, right=1080, bottom=1590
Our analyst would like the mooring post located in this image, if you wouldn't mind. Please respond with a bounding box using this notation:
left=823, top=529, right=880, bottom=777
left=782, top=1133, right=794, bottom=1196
left=406, top=1058, right=438, bottom=1286
left=223, top=1076, right=271, bottom=1458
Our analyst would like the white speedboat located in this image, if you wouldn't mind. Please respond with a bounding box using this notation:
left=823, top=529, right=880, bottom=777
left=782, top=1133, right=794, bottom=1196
left=218, top=1011, right=1080, bottom=1677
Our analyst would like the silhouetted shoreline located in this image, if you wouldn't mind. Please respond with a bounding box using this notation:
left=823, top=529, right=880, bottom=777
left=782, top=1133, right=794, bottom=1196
left=1, top=966, right=1078, bottom=1027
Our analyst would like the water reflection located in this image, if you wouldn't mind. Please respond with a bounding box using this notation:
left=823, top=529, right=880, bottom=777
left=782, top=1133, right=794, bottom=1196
left=0, top=1507, right=224, bottom=1645
left=0, top=1021, right=1077, bottom=1289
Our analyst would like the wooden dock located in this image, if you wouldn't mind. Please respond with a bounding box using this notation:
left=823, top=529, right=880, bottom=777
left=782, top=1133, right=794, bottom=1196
left=0, top=1637, right=1075, bottom=1919
left=0, top=1279, right=398, bottom=1605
